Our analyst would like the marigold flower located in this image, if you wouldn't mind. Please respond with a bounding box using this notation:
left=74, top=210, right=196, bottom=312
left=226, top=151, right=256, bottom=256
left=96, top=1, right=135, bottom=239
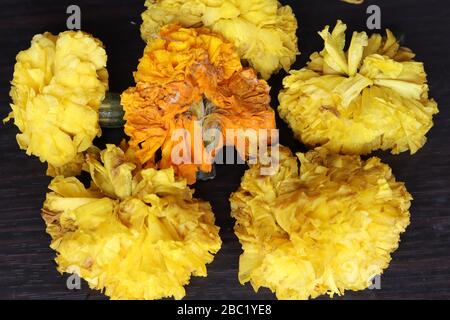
left=42, top=144, right=221, bottom=300
left=140, top=0, right=299, bottom=79
left=278, top=21, right=438, bottom=155
left=230, top=146, right=411, bottom=299
left=4, top=31, right=108, bottom=176
left=122, top=24, right=275, bottom=184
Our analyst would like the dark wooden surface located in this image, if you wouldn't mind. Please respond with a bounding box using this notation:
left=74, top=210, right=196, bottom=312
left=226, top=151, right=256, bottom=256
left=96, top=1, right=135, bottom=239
left=0, top=0, right=449, bottom=300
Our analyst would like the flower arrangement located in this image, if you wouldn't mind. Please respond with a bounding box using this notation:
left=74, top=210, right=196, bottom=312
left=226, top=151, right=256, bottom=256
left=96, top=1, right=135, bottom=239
left=3, top=2, right=437, bottom=301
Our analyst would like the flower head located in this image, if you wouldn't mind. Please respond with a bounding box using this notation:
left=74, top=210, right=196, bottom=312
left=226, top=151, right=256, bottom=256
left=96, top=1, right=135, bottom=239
left=141, top=0, right=299, bottom=79
left=230, top=146, right=411, bottom=299
left=278, top=21, right=438, bottom=155
left=5, top=31, right=108, bottom=176
left=42, top=144, right=221, bottom=300
left=122, top=24, right=275, bottom=184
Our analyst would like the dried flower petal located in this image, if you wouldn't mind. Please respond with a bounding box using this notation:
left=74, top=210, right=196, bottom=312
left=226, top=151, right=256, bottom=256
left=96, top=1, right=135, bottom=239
left=341, top=0, right=363, bottom=4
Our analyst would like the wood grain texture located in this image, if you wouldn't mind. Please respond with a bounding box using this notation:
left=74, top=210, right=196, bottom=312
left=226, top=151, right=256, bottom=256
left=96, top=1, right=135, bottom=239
left=0, top=0, right=449, bottom=300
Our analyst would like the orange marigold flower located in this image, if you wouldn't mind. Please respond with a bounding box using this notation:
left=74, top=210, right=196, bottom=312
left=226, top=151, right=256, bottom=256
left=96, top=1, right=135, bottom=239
left=122, top=24, right=275, bottom=184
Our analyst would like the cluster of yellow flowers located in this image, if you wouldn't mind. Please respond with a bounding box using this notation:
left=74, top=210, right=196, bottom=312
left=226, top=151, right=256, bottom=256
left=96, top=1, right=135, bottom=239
left=222, top=16, right=435, bottom=300
left=4, top=0, right=438, bottom=300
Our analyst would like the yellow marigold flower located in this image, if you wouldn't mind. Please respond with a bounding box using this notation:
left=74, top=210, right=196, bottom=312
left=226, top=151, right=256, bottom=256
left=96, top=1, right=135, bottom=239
left=278, top=21, right=438, bottom=155
left=122, top=24, right=275, bottom=184
left=5, top=31, right=108, bottom=176
left=42, top=144, right=221, bottom=300
left=230, top=146, right=411, bottom=299
left=140, top=0, right=299, bottom=79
